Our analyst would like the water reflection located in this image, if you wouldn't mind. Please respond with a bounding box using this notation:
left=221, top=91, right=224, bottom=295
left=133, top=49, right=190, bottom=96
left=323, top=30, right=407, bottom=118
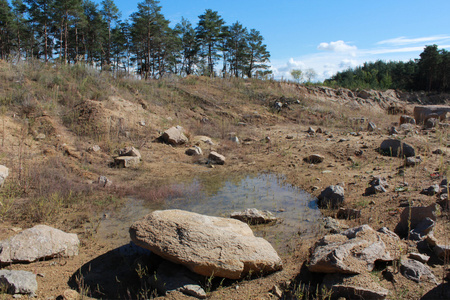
left=97, top=173, right=322, bottom=254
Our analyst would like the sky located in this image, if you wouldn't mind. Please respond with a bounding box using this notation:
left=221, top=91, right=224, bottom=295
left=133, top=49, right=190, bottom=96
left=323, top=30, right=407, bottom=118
left=94, top=0, right=450, bottom=81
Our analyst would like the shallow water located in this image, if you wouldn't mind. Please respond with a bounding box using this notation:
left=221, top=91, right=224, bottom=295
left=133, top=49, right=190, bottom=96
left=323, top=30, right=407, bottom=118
left=97, top=173, right=322, bottom=254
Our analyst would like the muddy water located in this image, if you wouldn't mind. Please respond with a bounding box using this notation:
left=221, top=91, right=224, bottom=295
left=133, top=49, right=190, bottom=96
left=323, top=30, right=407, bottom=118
left=97, top=173, right=322, bottom=255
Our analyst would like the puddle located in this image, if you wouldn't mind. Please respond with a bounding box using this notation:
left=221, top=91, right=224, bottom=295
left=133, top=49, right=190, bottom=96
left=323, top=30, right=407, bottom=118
left=97, top=173, right=322, bottom=254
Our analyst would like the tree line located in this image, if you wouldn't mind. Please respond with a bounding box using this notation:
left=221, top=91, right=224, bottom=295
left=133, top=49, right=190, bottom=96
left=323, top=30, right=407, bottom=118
left=0, top=0, right=271, bottom=79
left=324, top=45, right=450, bottom=92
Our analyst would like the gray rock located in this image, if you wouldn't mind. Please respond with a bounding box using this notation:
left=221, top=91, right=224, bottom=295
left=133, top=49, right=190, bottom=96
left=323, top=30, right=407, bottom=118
left=406, top=156, right=422, bottom=167
left=229, top=135, right=240, bottom=144
left=365, top=177, right=388, bottom=195
left=379, top=139, right=415, bottom=157
left=409, top=217, right=435, bottom=240
left=130, top=210, right=282, bottom=279
left=230, top=208, right=277, bottom=224
left=389, top=126, right=399, bottom=135
left=322, top=273, right=389, bottom=300
left=307, top=127, right=315, bottom=134
left=434, top=245, right=450, bottom=260
left=89, top=145, right=101, bottom=152
left=309, top=225, right=398, bottom=274
left=97, top=176, right=112, bottom=188
left=413, top=105, right=450, bottom=124
left=150, top=261, right=206, bottom=299
left=425, top=118, right=438, bottom=129
left=322, top=217, right=348, bottom=234
left=118, top=146, right=141, bottom=158
left=0, top=225, right=79, bottom=263
left=208, top=151, right=225, bottom=165
left=0, top=165, right=9, bottom=187
left=318, top=185, right=345, bottom=208
left=185, top=146, right=203, bottom=156
left=0, top=270, right=37, bottom=297
left=395, top=204, right=438, bottom=236
left=367, top=122, right=376, bottom=132
left=400, top=123, right=414, bottom=132
left=409, top=252, right=430, bottom=263
left=400, top=258, right=437, bottom=283
left=421, top=184, right=440, bottom=196
left=114, top=156, right=140, bottom=168
left=161, top=126, right=189, bottom=145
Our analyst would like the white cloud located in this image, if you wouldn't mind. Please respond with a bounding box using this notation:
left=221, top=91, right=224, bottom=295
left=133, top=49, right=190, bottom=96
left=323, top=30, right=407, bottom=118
left=377, top=35, right=450, bottom=46
left=317, top=40, right=357, bottom=53
left=339, top=59, right=358, bottom=69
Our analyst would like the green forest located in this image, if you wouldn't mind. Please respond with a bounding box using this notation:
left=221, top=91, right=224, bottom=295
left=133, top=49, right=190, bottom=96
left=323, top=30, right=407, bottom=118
left=324, top=45, right=450, bottom=92
left=0, top=0, right=271, bottom=79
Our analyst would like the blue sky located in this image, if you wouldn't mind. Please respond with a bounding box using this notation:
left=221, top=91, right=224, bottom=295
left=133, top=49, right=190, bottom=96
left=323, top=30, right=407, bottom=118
left=98, top=0, right=450, bottom=81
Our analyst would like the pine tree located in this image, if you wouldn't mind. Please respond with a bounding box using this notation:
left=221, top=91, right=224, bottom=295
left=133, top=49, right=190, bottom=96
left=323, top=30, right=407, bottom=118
left=196, top=9, right=224, bottom=77
left=174, top=17, right=198, bottom=76
left=130, top=0, right=169, bottom=79
left=81, top=0, right=105, bottom=64
left=25, top=0, right=55, bottom=61
left=100, top=0, right=120, bottom=67
left=0, top=0, right=13, bottom=59
left=246, top=29, right=270, bottom=78
left=226, top=22, right=248, bottom=77
left=11, top=0, right=30, bottom=59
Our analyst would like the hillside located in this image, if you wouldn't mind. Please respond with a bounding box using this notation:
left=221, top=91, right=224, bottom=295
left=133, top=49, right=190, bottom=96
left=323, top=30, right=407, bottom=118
left=0, top=61, right=449, bottom=299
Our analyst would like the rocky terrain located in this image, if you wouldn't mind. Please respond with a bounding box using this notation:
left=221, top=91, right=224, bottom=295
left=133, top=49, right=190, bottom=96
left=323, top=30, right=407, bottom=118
left=0, top=62, right=449, bottom=299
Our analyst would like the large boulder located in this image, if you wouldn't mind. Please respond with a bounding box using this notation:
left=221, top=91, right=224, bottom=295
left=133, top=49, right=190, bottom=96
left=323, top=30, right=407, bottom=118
left=161, top=126, right=188, bottom=145
left=0, top=165, right=8, bottom=187
left=309, top=225, right=400, bottom=274
left=0, top=225, right=79, bottom=263
left=379, top=139, right=415, bottom=158
left=0, top=270, right=37, bottom=297
left=394, top=204, right=438, bottom=236
left=400, top=258, right=437, bottom=283
left=129, top=210, right=282, bottom=279
left=318, top=185, right=345, bottom=208
left=414, top=105, right=450, bottom=124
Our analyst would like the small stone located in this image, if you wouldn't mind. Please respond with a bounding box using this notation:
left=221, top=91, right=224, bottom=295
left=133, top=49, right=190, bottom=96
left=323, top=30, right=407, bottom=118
left=307, top=127, right=315, bottom=134
left=185, top=146, right=203, bottom=156
left=35, top=133, right=46, bottom=140
left=208, top=151, right=225, bottom=165
left=367, top=122, right=376, bottom=132
left=433, top=149, right=444, bottom=155
left=406, top=156, right=422, bottom=167
left=304, top=154, right=325, bottom=164
left=421, top=184, right=440, bottom=196
left=97, top=176, right=112, bottom=188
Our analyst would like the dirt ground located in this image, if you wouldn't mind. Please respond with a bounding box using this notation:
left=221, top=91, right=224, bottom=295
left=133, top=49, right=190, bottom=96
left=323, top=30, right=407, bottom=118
left=0, top=81, right=449, bottom=299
